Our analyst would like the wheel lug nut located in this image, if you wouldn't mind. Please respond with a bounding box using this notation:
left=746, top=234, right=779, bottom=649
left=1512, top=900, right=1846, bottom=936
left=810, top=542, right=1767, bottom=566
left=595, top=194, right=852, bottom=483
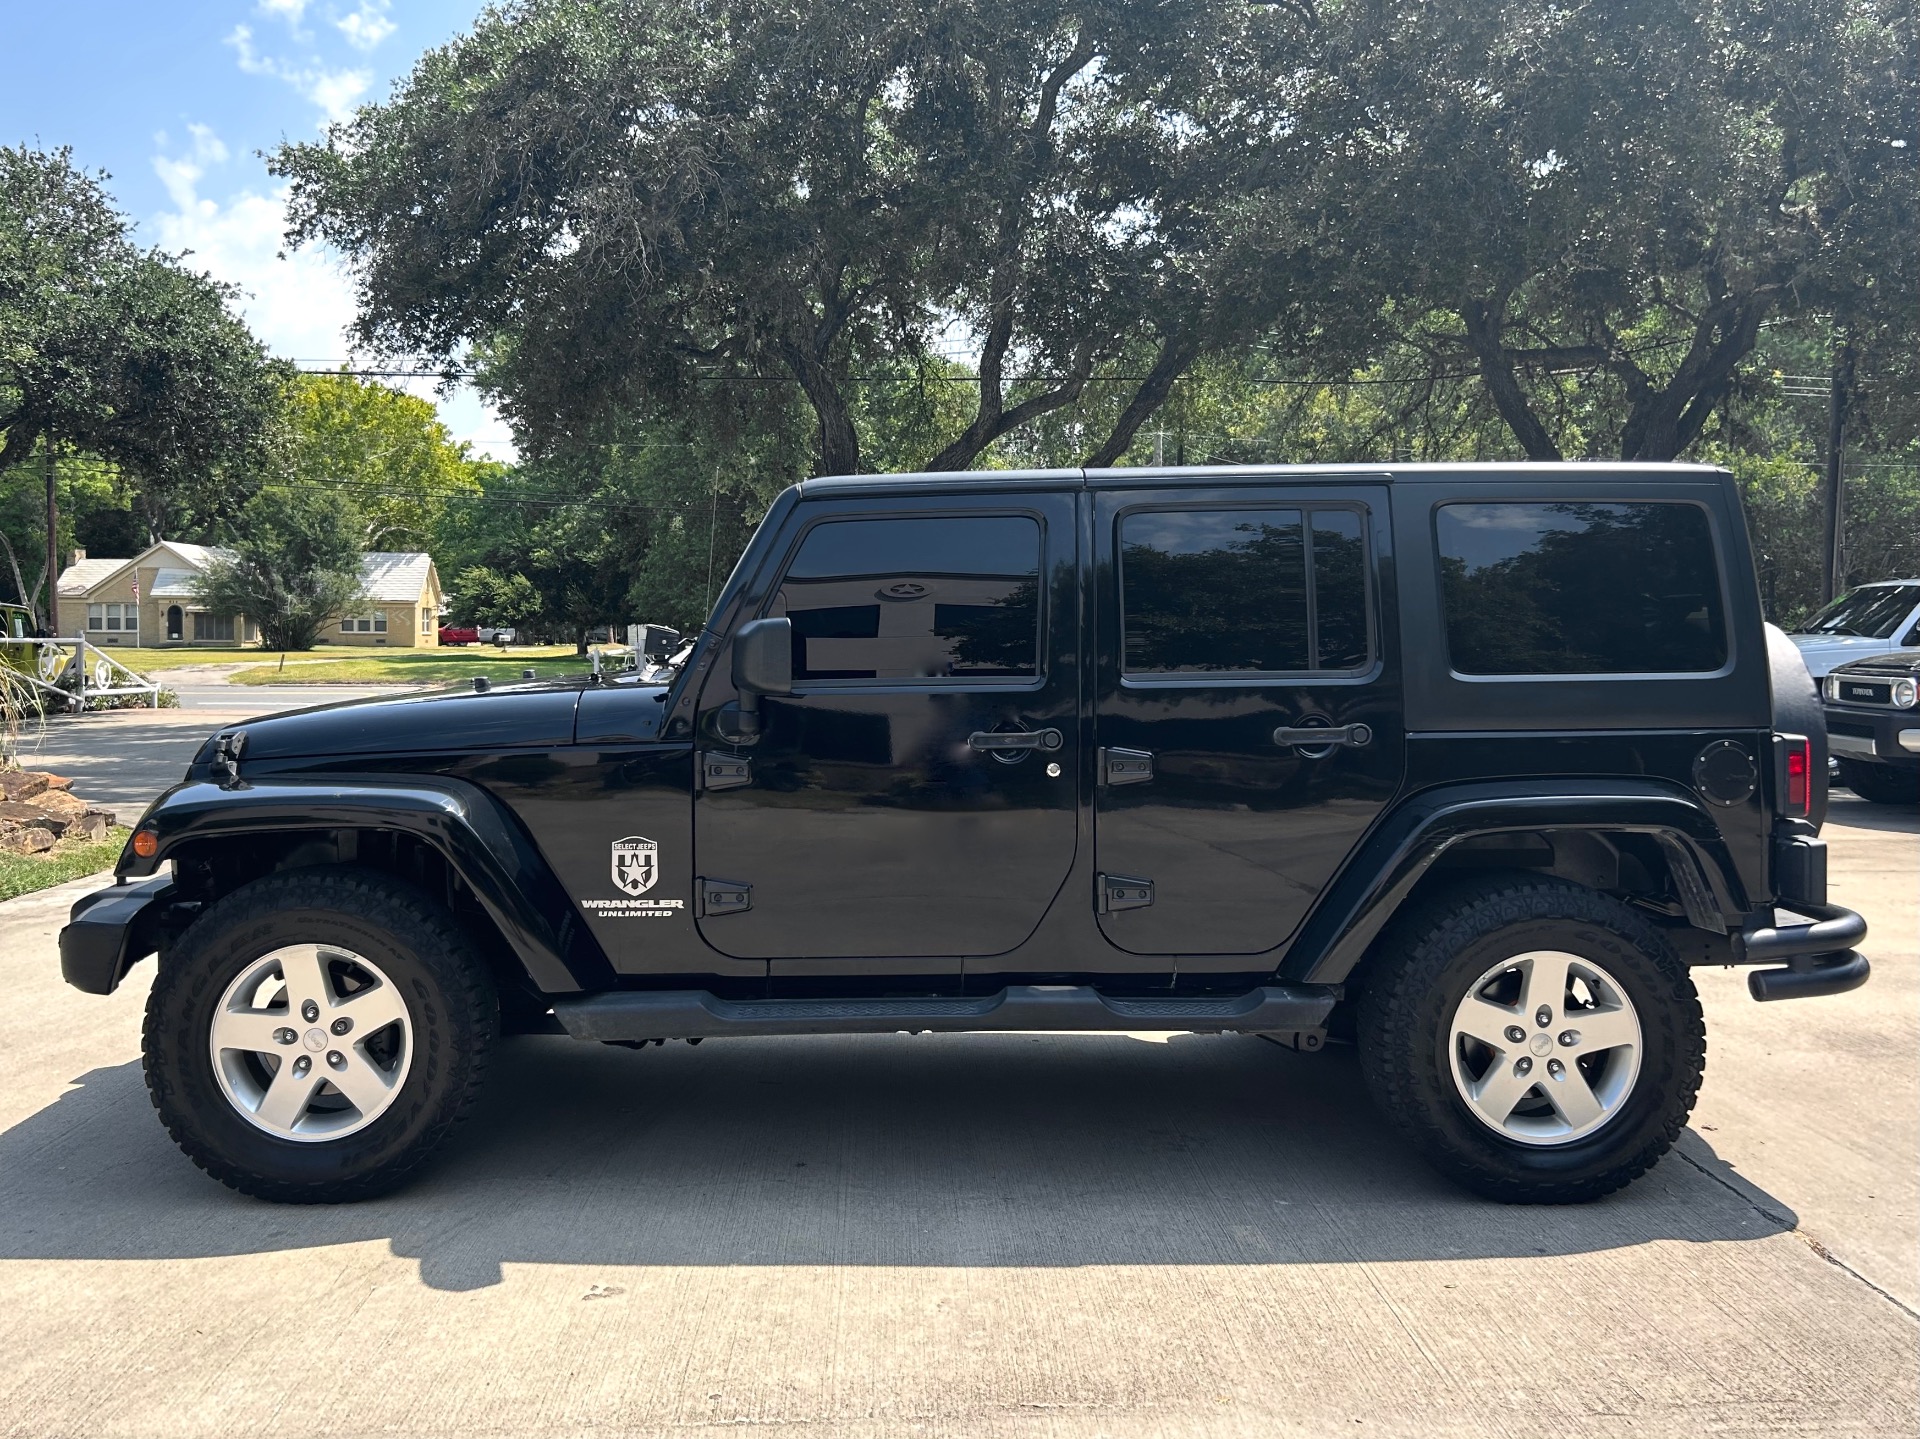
left=1515, top=1057, right=1533, bottom=1076
left=273, top=1027, right=298, bottom=1045
left=1547, top=1058, right=1565, bottom=1079
left=1535, top=1006, right=1553, bottom=1027
left=326, top=1050, right=348, bottom=1071
left=1504, top=1025, right=1526, bottom=1044
left=291, top=1055, right=312, bottom=1077
left=330, top=1017, right=353, bottom=1036
left=301, top=1000, right=320, bottom=1023
left=1559, top=1029, right=1580, bottom=1047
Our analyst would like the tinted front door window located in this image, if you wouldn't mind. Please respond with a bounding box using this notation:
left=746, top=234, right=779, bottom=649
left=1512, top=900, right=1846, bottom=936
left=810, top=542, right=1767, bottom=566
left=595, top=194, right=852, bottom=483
left=778, top=516, right=1040, bottom=681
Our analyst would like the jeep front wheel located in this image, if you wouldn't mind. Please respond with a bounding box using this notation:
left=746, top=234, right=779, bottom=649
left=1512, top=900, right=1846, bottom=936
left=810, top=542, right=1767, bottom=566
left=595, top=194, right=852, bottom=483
left=143, top=868, right=496, bottom=1202
left=1358, top=876, right=1705, bottom=1203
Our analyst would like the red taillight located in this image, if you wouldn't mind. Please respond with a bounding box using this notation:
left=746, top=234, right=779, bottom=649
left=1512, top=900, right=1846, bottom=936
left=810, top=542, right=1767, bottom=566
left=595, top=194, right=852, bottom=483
left=1784, top=738, right=1811, bottom=817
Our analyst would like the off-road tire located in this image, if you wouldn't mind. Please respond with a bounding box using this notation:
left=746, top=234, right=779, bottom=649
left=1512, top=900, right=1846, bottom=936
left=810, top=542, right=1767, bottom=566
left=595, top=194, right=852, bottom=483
left=1835, top=757, right=1920, bottom=807
left=144, top=867, right=496, bottom=1203
left=1358, top=874, right=1705, bottom=1203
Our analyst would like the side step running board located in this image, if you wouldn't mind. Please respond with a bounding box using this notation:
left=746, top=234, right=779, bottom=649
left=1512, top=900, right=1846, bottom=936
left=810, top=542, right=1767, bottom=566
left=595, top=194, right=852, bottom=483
left=552, top=983, right=1338, bottom=1043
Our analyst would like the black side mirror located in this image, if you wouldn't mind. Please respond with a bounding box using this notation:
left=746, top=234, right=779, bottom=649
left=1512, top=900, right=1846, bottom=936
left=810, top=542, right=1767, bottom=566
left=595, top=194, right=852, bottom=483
left=718, top=617, right=792, bottom=742
left=733, top=617, right=793, bottom=697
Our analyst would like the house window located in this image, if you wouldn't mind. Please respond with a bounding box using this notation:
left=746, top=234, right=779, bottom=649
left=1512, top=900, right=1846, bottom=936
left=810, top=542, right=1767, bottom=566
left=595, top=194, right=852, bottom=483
left=87, top=602, right=135, bottom=634
left=342, top=613, right=389, bottom=633
left=421, top=608, right=434, bottom=635
left=192, top=612, right=236, bottom=642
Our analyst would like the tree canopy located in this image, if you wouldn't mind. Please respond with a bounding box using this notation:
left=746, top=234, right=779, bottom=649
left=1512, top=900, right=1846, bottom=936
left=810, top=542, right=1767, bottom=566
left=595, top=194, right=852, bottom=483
left=191, top=488, right=368, bottom=651
left=0, top=146, right=289, bottom=535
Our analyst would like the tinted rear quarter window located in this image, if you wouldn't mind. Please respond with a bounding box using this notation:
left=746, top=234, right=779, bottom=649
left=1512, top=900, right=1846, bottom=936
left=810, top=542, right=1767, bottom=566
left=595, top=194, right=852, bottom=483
left=1437, top=501, right=1726, bottom=675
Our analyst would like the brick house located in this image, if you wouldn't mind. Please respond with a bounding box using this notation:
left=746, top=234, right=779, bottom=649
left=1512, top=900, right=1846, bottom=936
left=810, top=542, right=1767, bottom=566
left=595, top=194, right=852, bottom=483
left=55, top=542, right=444, bottom=648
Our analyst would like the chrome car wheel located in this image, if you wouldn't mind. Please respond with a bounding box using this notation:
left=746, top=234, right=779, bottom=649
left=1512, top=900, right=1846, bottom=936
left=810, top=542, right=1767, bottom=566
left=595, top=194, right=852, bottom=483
left=208, top=944, right=413, bottom=1142
left=1447, top=949, right=1642, bottom=1146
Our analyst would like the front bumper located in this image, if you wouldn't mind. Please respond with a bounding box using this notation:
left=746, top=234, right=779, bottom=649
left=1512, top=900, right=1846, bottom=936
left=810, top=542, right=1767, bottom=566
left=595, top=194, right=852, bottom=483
left=59, top=873, right=176, bottom=995
left=1735, top=900, right=1870, bottom=1002
left=1822, top=702, right=1920, bottom=766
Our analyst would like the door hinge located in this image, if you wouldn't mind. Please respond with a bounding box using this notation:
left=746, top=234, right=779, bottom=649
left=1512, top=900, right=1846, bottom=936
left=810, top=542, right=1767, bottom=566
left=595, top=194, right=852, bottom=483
left=1099, top=874, right=1154, bottom=913
left=701, top=752, right=753, bottom=791
left=698, top=878, right=753, bottom=917
left=1101, top=747, right=1153, bottom=785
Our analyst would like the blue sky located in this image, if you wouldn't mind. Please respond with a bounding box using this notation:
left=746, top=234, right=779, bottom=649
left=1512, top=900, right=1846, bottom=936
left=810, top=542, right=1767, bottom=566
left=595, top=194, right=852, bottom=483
left=2, top=2, right=512, bottom=456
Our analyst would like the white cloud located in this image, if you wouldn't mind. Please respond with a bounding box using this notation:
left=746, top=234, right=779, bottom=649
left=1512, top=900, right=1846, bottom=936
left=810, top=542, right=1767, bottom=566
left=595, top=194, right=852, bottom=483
left=226, top=24, right=371, bottom=125
left=257, top=0, right=310, bottom=27
left=334, top=2, right=396, bottom=52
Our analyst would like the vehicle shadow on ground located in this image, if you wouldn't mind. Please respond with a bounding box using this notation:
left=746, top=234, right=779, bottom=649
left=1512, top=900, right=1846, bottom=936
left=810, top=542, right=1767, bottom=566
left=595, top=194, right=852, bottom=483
left=1825, top=795, right=1920, bottom=836
left=0, top=1033, right=1793, bottom=1292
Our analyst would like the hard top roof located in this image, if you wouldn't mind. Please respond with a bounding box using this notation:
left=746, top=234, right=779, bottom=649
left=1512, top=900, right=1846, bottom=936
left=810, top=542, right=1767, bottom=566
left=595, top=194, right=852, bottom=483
left=798, top=461, right=1725, bottom=496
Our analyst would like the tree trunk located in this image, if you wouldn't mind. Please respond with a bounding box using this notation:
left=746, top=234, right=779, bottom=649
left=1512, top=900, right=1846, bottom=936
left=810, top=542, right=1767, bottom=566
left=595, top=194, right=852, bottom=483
left=1084, top=331, right=1202, bottom=469
left=779, top=338, right=860, bottom=477
left=1461, top=300, right=1562, bottom=462
left=1616, top=299, right=1768, bottom=461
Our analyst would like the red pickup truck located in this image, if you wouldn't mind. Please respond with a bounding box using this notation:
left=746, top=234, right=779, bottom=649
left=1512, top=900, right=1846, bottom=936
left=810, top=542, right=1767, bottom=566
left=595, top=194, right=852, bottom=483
left=437, top=625, right=479, bottom=646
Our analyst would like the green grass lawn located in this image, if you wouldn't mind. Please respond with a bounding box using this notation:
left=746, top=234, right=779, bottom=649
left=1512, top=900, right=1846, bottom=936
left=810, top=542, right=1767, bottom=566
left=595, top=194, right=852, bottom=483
left=227, top=646, right=592, bottom=685
left=100, top=644, right=592, bottom=685
left=0, top=827, right=129, bottom=902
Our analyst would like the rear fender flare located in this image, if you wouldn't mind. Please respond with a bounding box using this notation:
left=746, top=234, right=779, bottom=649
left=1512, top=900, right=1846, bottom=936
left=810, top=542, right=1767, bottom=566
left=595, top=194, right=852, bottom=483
left=1281, top=780, right=1744, bottom=986
left=121, top=778, right=609, bottom=994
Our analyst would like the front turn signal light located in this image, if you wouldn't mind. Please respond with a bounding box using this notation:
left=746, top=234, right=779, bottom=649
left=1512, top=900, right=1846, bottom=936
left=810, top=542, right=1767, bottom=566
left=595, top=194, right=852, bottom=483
left=131, top=828, right=159, bottom=859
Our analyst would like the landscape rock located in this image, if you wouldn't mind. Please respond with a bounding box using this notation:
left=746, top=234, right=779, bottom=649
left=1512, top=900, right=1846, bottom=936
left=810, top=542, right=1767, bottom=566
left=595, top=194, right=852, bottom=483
left=70, top=812, right=113, bottom=841
left=28, top=790, right=87, bottom=819
left=0, top=772, right=50, bottom=802
left=0, top=827, right=56, bottom=855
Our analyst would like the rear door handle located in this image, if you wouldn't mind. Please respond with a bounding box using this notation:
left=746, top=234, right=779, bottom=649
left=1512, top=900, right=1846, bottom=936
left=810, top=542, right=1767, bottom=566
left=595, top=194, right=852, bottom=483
left=1273, top=723, right=1372, bottom=749
left=968, top=728, right=1063, bottom=752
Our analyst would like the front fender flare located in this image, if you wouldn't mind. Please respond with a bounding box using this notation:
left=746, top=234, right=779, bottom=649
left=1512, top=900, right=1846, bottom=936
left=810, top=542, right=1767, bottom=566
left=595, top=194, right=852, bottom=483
left=1279, top=779, right=1745, bottom=986
left=121, top=777, right=610, bottom=994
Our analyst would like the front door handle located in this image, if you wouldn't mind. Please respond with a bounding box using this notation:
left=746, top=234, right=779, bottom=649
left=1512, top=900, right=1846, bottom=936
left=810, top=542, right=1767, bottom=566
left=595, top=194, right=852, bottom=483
left=968, top=728, right=1063, bottom=753
left=1273, top=723, right=1373, bottom=750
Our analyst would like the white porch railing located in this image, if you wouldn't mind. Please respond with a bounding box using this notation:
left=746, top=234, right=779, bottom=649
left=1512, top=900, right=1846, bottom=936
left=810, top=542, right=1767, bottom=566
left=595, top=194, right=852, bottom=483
left=0, top=635, right=162, bottom=711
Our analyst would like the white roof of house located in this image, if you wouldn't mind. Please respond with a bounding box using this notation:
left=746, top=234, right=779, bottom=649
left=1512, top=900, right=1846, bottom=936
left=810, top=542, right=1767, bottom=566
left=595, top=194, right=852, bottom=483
left=360, top=552, right=436, bottom=602
left=56, top=558, right=131, bottom=596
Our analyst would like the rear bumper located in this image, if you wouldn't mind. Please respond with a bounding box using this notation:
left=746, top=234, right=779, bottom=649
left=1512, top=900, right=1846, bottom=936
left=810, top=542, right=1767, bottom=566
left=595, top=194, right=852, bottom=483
left=1735, top=900, right=1870, bottom=1002
left=59, top=874, right=176, bottom=996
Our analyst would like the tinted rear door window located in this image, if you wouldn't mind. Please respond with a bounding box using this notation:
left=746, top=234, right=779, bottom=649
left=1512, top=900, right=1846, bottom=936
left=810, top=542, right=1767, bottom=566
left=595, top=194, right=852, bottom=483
left=1120, top=506, right=1371, bottom=676
left=1437, top=501, right=1726, bottom=675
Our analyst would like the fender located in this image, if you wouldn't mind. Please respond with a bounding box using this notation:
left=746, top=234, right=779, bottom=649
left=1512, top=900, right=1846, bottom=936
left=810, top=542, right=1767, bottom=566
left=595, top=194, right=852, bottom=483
left=118, top=776, right=612, bottom=994
left=1279, top=779, right=1745, bottom=986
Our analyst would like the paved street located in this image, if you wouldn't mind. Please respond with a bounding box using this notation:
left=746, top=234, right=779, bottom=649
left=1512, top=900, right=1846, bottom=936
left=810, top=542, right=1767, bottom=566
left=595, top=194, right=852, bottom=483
left=14, top=691, right=403, bottom=821
left=0, top=713, right=1913, bottom=1438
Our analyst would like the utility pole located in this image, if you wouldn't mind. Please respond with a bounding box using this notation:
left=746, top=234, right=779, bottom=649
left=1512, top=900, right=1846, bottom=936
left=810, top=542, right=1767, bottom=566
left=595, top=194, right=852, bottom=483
left=1822, top=333, right=1855, bottom=604
left=42, top=442, right=58, bottom=634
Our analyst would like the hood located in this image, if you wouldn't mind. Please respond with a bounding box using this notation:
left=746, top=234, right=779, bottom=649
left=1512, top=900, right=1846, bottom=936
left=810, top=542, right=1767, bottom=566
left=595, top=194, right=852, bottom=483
left=213, top=680, right=586, bottom=762
left=1787, top=633, right=1897, bottom=677
left=1830, top=650, right=1920, bottom=680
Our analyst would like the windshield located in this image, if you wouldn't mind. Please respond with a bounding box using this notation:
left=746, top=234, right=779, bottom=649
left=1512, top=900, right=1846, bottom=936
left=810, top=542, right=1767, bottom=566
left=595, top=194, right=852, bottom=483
left=1796, top=585, right=1920, bottom=639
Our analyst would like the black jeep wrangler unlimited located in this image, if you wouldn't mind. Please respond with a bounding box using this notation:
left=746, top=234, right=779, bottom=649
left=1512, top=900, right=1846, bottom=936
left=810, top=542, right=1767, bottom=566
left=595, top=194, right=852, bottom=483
left=61, top=463, right=1869, bottom=1204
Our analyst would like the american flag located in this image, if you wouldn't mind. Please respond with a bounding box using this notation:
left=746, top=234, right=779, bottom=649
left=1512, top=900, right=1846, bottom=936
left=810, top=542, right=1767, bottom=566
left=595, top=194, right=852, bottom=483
left=130, top=575, right=139, bottom=602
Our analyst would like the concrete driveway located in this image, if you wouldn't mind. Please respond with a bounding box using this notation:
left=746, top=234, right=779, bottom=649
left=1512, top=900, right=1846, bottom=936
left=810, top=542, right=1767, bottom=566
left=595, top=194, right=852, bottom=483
left=0, top=797, right=1913, bottom=1437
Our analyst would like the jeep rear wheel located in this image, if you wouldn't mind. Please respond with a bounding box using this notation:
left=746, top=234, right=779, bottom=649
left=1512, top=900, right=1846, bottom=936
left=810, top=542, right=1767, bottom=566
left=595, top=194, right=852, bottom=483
left=144, top=868, right=496, bottom=1203
left=1358, top=876, right=1704, bottom=1203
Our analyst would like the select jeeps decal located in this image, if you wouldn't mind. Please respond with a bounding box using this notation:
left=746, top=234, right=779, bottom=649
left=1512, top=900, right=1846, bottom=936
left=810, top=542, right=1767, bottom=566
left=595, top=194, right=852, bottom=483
left=580, top=835, right=685, bottom=920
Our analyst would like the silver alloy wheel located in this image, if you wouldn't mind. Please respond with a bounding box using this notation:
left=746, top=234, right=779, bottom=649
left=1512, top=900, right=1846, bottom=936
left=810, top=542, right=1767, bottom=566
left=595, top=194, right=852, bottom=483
left=209, top=944, right=413, bottom=1142
left=1447, top=949, right=1642, bottom=1146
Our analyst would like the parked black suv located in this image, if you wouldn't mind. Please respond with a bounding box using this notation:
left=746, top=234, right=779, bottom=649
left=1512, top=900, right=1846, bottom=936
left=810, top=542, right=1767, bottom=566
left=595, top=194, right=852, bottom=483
left=61, top=464, right=1869, bottom=1205
left=1822, top=652, right=1920, bottom=806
